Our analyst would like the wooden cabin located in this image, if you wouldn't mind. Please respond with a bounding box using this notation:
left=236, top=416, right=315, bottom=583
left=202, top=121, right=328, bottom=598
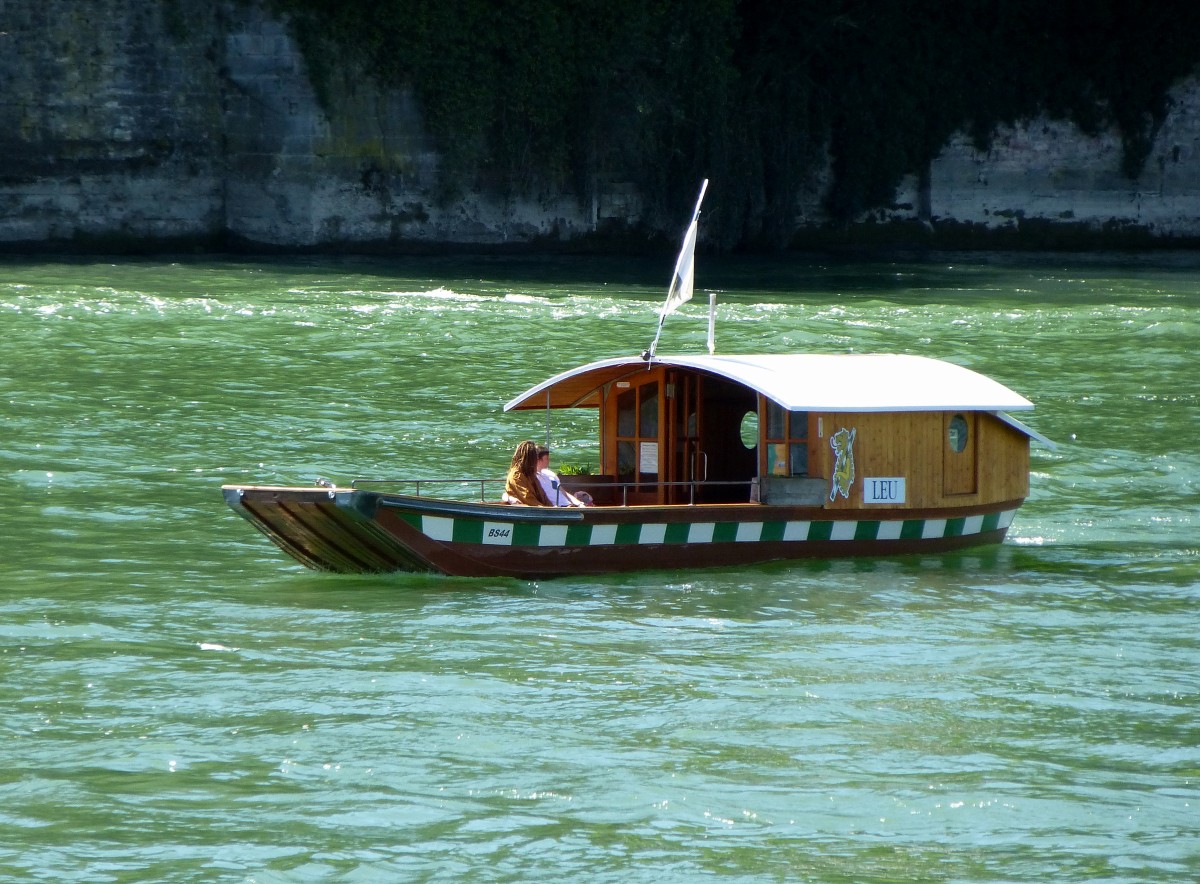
left=505, top=354, right=1048, bottom=512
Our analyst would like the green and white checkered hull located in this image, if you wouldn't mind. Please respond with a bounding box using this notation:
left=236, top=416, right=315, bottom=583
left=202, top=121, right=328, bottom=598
left=224, top=486, right=1021, bottom=578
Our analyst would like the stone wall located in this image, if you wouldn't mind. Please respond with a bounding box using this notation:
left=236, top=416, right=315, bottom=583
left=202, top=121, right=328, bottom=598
left=1, top=0, right=1197, bottom=250
left=0, top=1, right=226, bottom=243
left=0, top=0, right=594, bottom=249
left=885, top=74, right=1200, bottom=242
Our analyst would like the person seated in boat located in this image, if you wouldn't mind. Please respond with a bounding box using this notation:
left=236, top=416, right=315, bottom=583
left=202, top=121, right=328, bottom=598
left=501, top=440, right=552, bottom=506
left=536, top=445, right=592, bottom=507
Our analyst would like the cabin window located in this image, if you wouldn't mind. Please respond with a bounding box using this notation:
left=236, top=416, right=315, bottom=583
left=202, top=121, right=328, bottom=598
left=640, top=385, right=659, bottom=437
left=764, top=400, right=810, bottom=476
left=616, top=382, right=660, bottom=484
left=617, top=388, right=636, bottom=437
left=948, top=413, right=969, bottom=453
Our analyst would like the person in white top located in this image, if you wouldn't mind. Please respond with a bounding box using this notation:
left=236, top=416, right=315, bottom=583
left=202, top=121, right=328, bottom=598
left=536, top=446, right=592, bottom=506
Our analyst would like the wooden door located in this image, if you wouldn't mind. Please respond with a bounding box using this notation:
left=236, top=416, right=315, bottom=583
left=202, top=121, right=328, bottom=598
left=613, top=375, right=663, bottom=504
left=666, top=371, right=702, bottom=504
left=943, top=411, right=978, bottom=495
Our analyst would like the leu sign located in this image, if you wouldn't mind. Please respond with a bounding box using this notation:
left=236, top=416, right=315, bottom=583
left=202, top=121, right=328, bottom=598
left=863, top=477, right=906, bottom=504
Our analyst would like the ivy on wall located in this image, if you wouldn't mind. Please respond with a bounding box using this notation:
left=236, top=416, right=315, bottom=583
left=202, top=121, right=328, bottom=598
left=273, top=0, right=1200, bottom=249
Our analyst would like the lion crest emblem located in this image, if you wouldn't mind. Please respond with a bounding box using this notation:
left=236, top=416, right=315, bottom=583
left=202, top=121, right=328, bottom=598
left=829, top=427, right=856, bottom=502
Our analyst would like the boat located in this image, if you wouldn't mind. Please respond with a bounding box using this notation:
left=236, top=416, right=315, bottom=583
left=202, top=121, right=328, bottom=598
left=222, top=182, right=1052, bottom=579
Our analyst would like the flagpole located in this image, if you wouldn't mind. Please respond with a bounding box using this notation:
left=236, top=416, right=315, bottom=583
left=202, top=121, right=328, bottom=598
left=645, top=179, right=708, bottom=361
left=707, top=291, right=716, bottom=355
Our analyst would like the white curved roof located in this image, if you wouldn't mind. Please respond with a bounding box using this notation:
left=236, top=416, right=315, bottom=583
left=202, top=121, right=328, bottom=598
left=504, top=353, right=1035, bottom=413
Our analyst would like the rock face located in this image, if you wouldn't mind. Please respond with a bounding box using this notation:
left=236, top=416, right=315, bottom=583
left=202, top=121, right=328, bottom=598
left=0, top=1, right=227, bottom=244
left=886, top=80, right=1200, bottom=243
left=1, top=0, right=1198, bottom=251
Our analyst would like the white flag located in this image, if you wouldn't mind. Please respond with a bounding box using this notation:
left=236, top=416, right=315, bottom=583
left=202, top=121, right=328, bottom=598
left=660, top=214, right=698, bottom=319
left=647, top=178, right=708, bottom=359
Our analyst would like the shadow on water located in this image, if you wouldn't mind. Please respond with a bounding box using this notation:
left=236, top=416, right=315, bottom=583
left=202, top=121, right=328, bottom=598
left=233, top=532, right=1199, bottom=638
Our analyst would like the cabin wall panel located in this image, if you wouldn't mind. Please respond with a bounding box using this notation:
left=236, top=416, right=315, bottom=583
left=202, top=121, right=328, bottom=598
left=817, top=412, right=932, bottom=509
left=976, top=416, right=1030, bottom=502
left=814, top=410, right=1030, bottom=510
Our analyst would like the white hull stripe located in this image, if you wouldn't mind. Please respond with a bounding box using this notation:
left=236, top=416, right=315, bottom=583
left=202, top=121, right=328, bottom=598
left=400, top=509, right=1017, bottom=548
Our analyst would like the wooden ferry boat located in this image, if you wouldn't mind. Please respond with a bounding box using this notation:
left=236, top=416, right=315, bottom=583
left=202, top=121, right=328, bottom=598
left=222, top=351, right=1051, bottom=578
left=222, top=182, right=1052, bottom=578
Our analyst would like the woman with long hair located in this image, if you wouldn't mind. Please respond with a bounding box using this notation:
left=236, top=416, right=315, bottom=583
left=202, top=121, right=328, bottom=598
left=503, top=440, right=551, bottom=506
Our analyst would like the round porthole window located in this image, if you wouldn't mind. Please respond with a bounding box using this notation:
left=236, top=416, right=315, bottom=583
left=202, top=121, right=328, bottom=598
left=948, top=414, right=969, bottom=453
left=739, top=411, right=759, bottom=450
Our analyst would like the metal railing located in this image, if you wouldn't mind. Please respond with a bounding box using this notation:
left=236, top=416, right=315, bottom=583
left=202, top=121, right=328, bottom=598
left=350, top=477, right=753, bottom=506
left=351, top=477, right=499, bottom=501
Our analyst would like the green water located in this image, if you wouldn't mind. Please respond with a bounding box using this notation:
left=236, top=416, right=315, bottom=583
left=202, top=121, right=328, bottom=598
left=2, top=253, right=1197, bottom=882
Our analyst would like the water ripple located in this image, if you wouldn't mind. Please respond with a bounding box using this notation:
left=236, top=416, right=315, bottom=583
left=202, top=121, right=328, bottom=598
left=2, top=255, right=1198, bottom=882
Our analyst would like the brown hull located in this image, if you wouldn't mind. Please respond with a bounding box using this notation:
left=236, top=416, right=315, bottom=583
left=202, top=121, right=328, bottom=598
left=223, top=486, right=1022, bottom=579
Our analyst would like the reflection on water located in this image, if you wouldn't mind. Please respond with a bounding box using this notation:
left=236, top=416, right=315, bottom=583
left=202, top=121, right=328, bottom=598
left=1, top=253, right=1198, bottom=882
